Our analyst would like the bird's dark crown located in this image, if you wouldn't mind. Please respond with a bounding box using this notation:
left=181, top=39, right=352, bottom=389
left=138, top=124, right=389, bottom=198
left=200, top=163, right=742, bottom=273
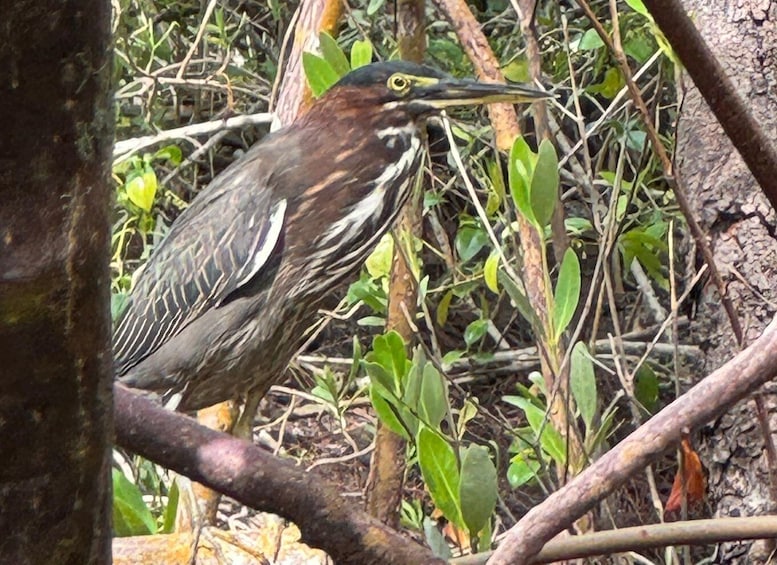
left=334, top=61, right=448, bottom=88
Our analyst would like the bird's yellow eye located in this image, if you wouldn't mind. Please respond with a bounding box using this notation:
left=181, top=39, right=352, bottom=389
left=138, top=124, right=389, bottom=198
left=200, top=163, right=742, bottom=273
left=387, top=74, right=410, bottom=93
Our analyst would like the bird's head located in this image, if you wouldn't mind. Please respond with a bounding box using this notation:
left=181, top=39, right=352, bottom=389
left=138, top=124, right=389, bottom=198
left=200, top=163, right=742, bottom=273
left=317, top=60, right=552, bottom=120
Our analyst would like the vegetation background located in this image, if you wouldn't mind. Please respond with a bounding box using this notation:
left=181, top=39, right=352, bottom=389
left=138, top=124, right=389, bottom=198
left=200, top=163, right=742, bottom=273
left=2, top=0, right=776, bottom=563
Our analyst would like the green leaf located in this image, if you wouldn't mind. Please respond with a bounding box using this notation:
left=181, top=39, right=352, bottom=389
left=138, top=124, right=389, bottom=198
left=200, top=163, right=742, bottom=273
left=125, top=168, right=157, bottom=213
left=530, top=139, right=559, bottom=229
left=498, top=270, right=541, bottom=332
left=436, top=290, right=453, bottom=326
left=624, top=0, right=649, bottom=16
left=362, top=361, right=397, bottom=399
left=464, top=319, right=488, bottom=348
left=455, top=225, right=488, bottom=263
left=112, top=469, right=156, bottom=536
left=552, top=248, right=581, bottom=340
left=456, top=398, right=478, bottom=439
left=368, top=331, right=408, bottom=384
left=366, top=0, right=386, bottom=16
left=302, top=52, right=340, bottom=97
left=483, top=253, right=499, bottom=293
left=634, top=364, right=659, bottom=413
left=365, top=233, right=393, bottom=279
left=570, top=342, right=597, bottom=432
left=417, top=427, right=463, bottom=529
left=153, top=145, right=182, bottom=165
left=501, top=57, right=530, bottom=83
left=459, top=445, right=497, bottom=535
left=370, top=387, right=410, bottom=439
left=318, top=32, right=350, bottom=76
left=507, top=453, right=541, bottom=488
left=404, top=348, right=426, bottom=410
left=503, top=396, right=566, bottom=465
left=588, top=67, right=625, bottom=99
left=577, top=28, right=604, bottom=51
left=486, top=159, right=505, bottom=215
left=350, top=39, right=373, bottom=69
left=161, top=479, right=179, bottom=534
left=419, top=363, right=448, bottom=428
left=509, top=137, right=535, bottom=223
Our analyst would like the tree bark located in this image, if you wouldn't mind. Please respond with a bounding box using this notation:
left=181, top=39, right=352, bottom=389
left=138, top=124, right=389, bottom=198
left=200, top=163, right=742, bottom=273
left=0, top=1, right=114, bottom=564
left=675, top=1, right=777, bottom=562
left=364, top=0, right=426, bottom=529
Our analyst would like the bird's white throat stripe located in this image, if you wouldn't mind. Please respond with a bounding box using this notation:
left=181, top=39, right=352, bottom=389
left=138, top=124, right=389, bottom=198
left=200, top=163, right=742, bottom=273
left=317, top=133, right=421, bottom=249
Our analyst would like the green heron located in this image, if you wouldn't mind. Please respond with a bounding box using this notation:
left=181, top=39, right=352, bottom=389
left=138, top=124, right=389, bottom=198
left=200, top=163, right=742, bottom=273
left=114, top=61, right=549, bottom=423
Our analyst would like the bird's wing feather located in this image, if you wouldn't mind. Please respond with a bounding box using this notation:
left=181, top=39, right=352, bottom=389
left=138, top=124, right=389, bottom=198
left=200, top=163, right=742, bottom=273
left=113, top=153, right=286, bottom=376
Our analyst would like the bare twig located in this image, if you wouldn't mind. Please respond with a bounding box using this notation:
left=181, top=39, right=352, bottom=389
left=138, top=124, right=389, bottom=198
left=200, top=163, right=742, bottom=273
left=113, top=112, right=273, bottom=161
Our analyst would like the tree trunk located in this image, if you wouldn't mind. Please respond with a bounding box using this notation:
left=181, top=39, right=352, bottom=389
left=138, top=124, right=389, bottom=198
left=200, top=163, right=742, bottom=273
left=0, top=1, right=114, bottom=564
left=677, top=1, right=777, bottom=562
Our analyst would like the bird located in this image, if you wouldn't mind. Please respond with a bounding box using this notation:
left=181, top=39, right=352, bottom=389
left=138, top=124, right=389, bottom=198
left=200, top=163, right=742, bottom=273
left=113, top=61, right=550, bottom=432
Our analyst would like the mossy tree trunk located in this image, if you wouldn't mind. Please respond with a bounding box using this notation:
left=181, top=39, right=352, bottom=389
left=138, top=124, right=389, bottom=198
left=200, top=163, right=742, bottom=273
left=0, top=1, right=114, bottom=563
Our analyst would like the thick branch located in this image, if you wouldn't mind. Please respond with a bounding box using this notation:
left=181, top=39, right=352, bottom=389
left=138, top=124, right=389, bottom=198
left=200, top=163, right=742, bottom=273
left=114, top=385, right=445, bottom=565
left=488, top=318, right=777, bottom=564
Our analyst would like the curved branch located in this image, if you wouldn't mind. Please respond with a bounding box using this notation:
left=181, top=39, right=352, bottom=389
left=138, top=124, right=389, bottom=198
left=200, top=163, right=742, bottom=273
left=114, top=385, right=445, bottom=565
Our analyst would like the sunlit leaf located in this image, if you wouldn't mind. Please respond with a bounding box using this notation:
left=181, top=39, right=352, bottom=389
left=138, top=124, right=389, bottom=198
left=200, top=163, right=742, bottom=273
left=125, top=168, right=157, bottom=213
left=112, top=469, right=155, bottom=536
left=318, top=31, right=349, bottom=76
left=507, top=452, right=541, bottom=488
left=302, top=52, right=340, bottom=97
left=350, top=39, right=373, bottom=69
left=483, top=253, right=499, bottom=293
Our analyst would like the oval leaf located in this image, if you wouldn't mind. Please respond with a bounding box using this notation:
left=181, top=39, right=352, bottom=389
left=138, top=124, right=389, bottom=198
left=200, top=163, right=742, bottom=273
left=419, top=363, right=448, bottom=428
left=318, top=31, right=350, bottom=76
left=552, top=248, right=581, bottom=341
left=459, top=445, right=497, bottom=535
left=417, top=427, right=463, bottom=529
left=483, top=253, right=499, bottom=293
left=302, top=52, right=340, bottom=97
left=529, top=139, right=559, bottom=229
left=509, top=137, right=535, bottom=223
left=369, top=387, right=410, bottom=439
left=350, top=39, right=373, bottom=69
left=570, top=341, right=597, bottom=432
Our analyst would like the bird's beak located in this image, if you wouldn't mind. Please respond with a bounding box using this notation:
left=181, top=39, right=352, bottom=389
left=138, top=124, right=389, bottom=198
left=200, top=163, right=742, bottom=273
left=415, top=78, right=553, bottom=109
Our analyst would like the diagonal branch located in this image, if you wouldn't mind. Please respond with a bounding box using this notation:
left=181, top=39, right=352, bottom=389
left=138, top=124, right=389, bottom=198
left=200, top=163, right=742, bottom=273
left=487, top=317, right=777, bottom=564
left=642, top=0, right=777, bottom=214
left=114, top=385, right=445, bottom=565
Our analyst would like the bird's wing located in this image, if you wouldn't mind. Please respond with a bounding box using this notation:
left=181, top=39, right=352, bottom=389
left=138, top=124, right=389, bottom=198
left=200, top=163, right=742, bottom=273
left=113, top=156, right=287, bottom=376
